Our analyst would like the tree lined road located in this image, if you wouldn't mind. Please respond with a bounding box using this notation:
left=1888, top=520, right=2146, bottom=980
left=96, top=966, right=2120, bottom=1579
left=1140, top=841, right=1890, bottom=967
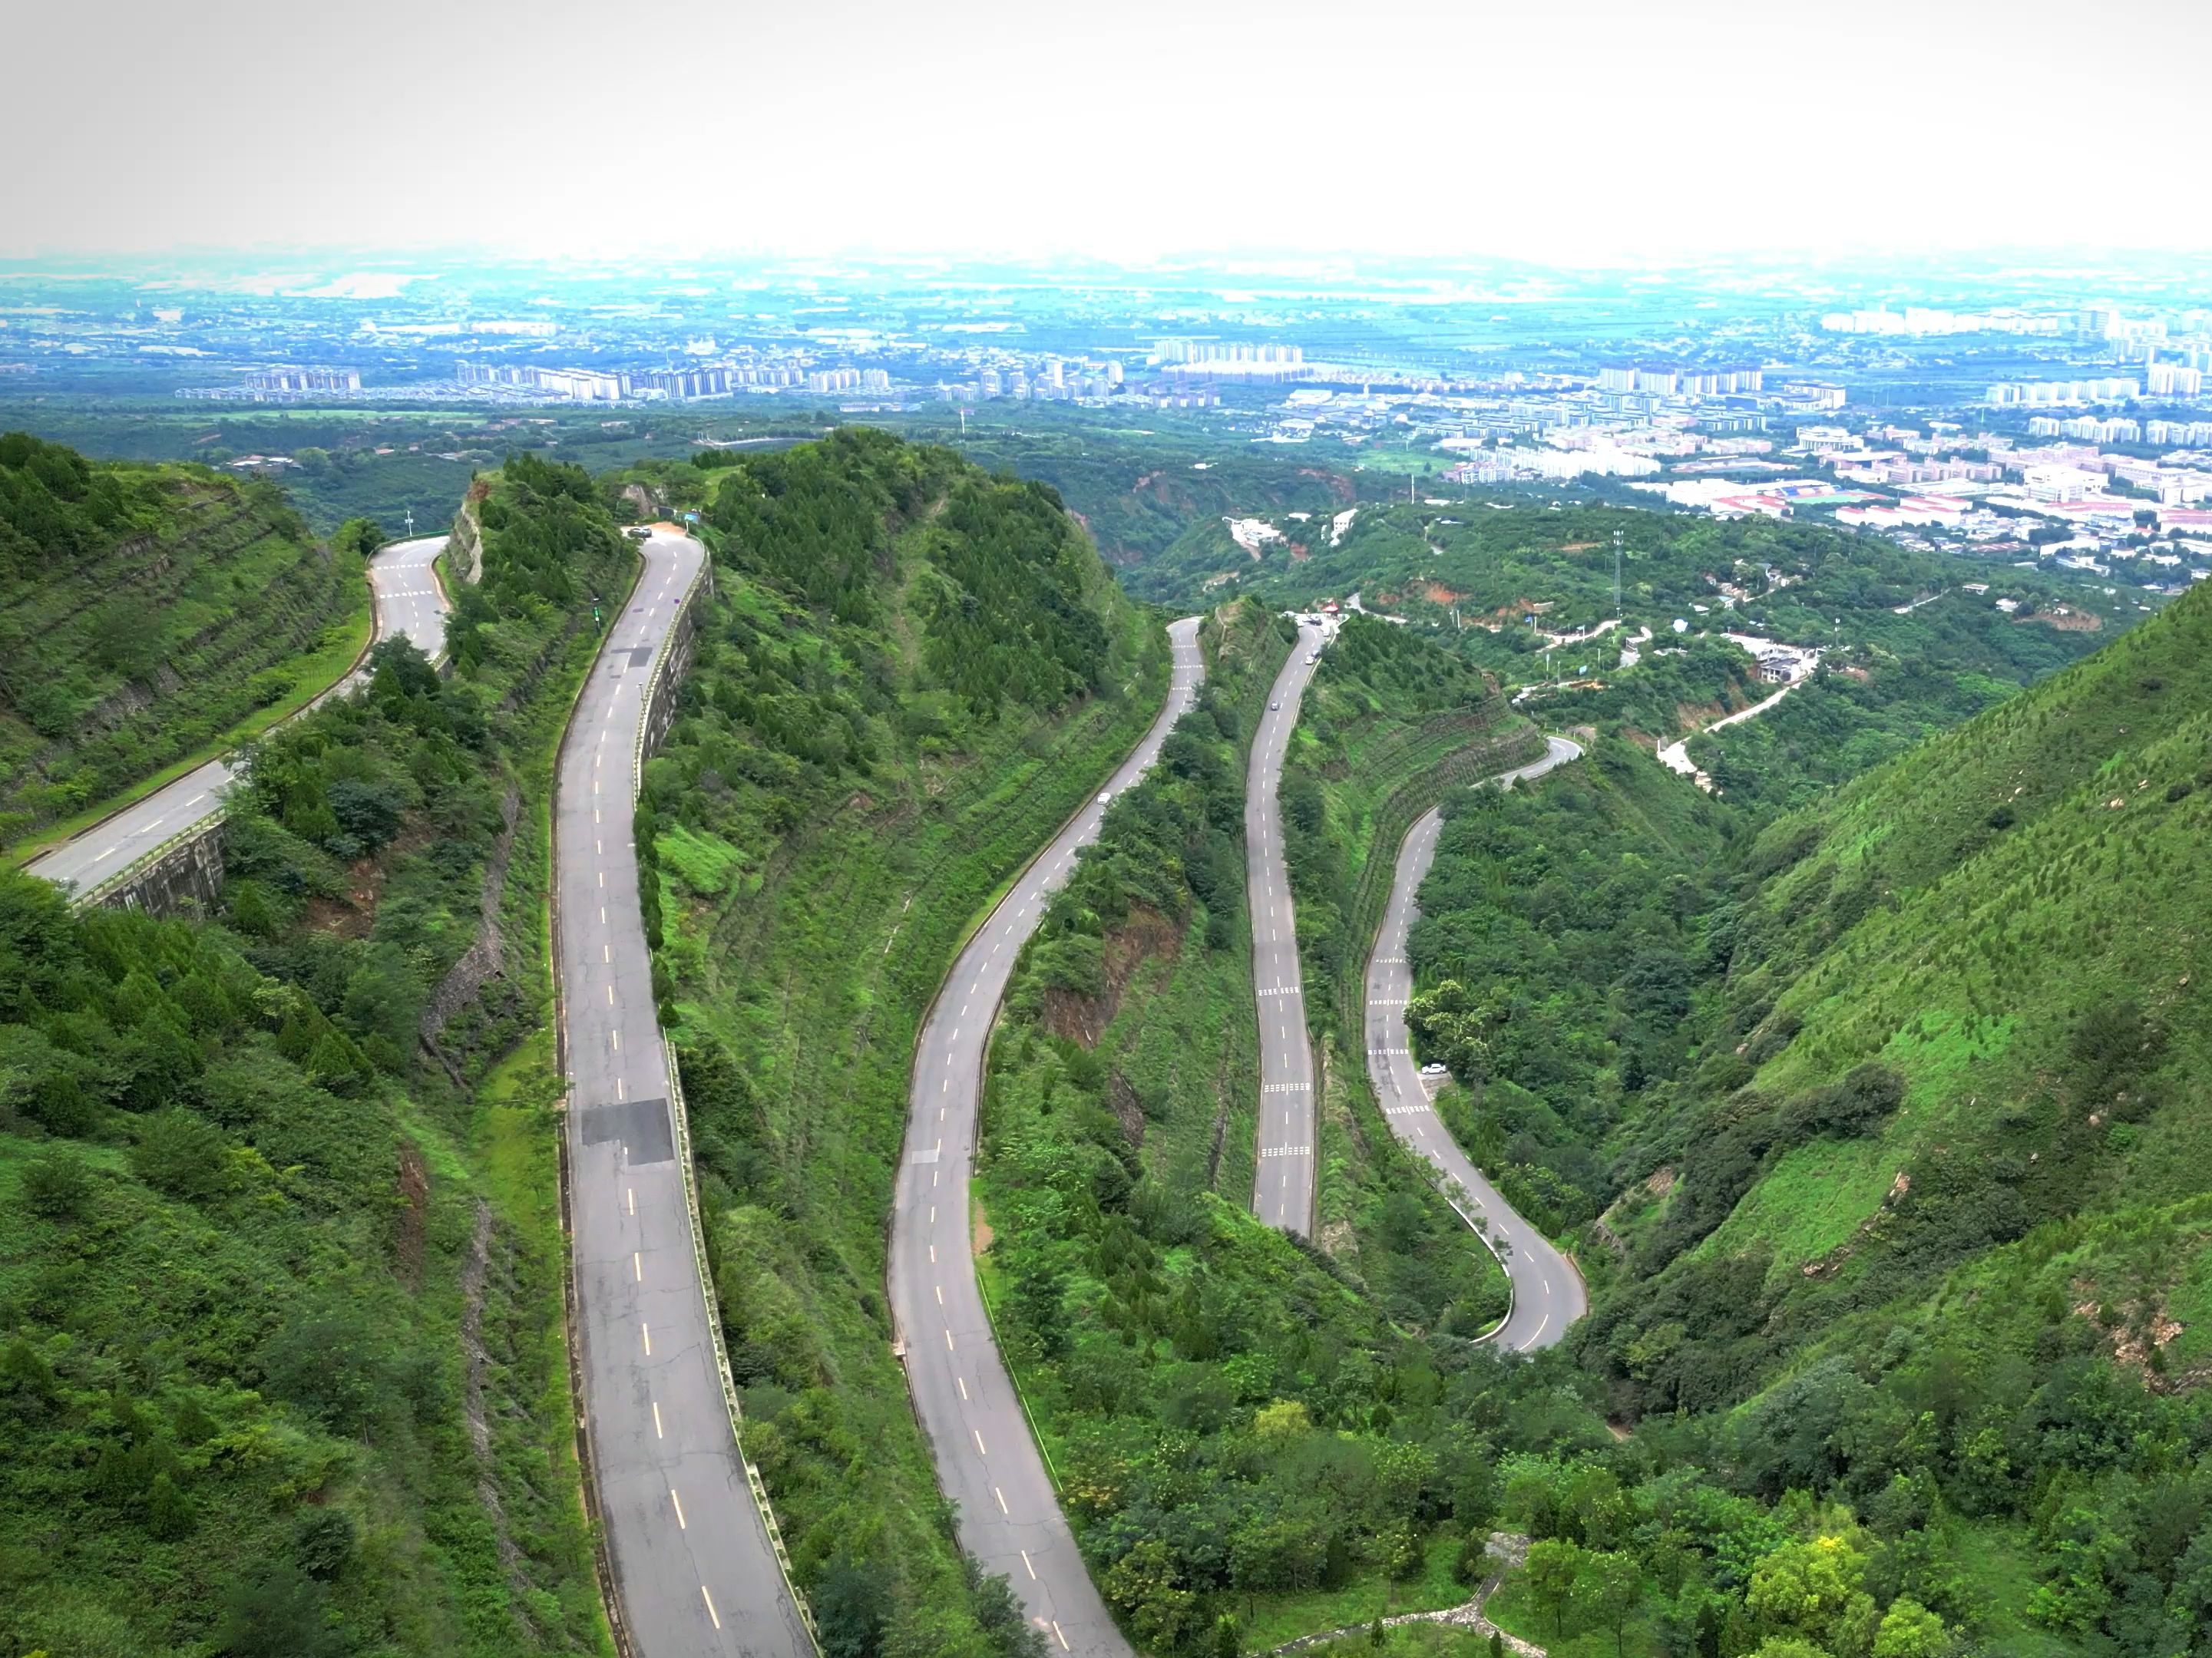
left=1245, top=621, right=1328, bottom=1237
left=888, top=619, right=1205, bottom=1658
left=1362, top=735, right=1588, bottom=1351
left=26, top=533, right=449, bottom=899
left=556, top=529, right=813, bottom=1658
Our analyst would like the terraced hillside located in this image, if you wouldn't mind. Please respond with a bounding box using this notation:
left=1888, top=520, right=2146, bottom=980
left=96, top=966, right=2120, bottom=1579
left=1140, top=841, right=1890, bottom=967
left=0, top=434, right=370, bottom=846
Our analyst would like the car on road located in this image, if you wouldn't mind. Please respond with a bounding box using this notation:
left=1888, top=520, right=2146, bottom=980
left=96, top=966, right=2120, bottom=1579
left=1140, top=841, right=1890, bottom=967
left=1270, top=700, right=1280, bottom=710
left=623, top=527, right=650, bottom=541
left=1098, top=791, right=1112, bottom=804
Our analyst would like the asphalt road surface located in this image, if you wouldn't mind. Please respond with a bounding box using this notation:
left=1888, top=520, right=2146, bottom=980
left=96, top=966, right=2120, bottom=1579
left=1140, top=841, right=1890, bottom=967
left=26, top=533, right=450, bottom=900
left=1245, top=621, right=1328, bottom=1237
left=888, top=619, right=1205, bottom=1658
left=557, top=530, right=813, bottom=1658
left=1362, top=735, right=1589, bottom=1351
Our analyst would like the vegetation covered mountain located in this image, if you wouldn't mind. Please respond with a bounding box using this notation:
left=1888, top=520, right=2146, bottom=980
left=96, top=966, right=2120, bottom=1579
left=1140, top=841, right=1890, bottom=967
left=1135, top=497, right=2131, bottom=814
left=0, top=433, right=383, bottom=848
left=969, top=607, right=1560, bottom=1648
left=1377, top=570, right=2212, bottom=1655
left=623, top=428, right=1168, bottom=1657
left=0, top=454, right=633, bottom=1656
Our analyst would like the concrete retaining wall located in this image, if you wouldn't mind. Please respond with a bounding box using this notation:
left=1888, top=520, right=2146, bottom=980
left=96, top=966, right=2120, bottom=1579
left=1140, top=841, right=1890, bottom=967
left=99, top=821, right=226, bottom=920
left=449, top=497, right=484, bottom=586
left=641, top=562, right=711, bottom=761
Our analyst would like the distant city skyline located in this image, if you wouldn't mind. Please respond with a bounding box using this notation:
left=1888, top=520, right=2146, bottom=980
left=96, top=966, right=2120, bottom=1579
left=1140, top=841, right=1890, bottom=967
left=9, top=0, right=2212, bottom=263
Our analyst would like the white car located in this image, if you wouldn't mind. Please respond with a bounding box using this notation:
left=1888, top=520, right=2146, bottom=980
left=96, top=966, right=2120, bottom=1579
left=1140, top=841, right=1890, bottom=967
left=1270, top=700, right=1281, bottom=711
left=1420, top=1062, right=1448, bottom=1076
left=1098, top=791, right=1112, bottom=804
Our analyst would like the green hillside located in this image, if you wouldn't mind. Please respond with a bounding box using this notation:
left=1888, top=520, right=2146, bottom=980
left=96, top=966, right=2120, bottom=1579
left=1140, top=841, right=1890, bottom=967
left=972, top=606, right=1554, bottom=1648
left=0, top=433, right=379, bottom=848
left=1376, top=569, right=2212, bottom=1653
left=627, top=429, right=1169, bottom=1656
left=0, top=454, right=634, bottom=1656
left=1132, top=497, right=2130, bottom=814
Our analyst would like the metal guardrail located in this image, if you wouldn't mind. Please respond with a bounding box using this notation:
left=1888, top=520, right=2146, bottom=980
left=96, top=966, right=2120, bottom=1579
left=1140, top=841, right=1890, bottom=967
left=633, top=557, right=819, bottom=1647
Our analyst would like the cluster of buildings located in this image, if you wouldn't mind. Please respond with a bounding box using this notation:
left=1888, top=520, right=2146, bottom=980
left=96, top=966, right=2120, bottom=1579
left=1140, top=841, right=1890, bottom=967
left=1444, top=443, right=1661, bottom=485
left=1821, top=308, right=2062, bottom=336
left=2027, top=414, right=2144, bottom=443
left=1153, top=340, right=1306, bottom=379
left=448, top=361, right=894, bottom=402
left=1595, top=366, right=1763, bottom=395
left=1985, top=376, right=2144, bottom=408
left=176, top=365, right=362, bottom=401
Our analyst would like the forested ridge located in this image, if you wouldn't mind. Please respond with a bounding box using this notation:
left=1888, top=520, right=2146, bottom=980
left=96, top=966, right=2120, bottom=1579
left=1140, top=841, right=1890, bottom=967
left=1363, top=568, right=2212, bottom=1656
left=0, top=432, right=377, bottom=847
left=0, top=455, right=633, bottom=1656
left=965, top=606, right=1576, bottom=1650
left=618, top=429, right=1170, bottom=1658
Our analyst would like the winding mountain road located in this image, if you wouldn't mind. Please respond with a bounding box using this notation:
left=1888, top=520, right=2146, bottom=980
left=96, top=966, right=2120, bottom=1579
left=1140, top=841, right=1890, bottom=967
left=26, top=533, right=450, bottom=900
left=1362, top=735, right=1588, bottom=1351
left=554, top=529, right=814, bottom=1657
left=1246, top=620, right=1329, bottom=1237
left=888, top=618, right=1205, bottom=1658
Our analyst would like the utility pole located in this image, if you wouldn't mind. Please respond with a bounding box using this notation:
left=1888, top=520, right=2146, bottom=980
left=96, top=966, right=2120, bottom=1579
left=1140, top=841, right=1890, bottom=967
left=1613, top=527, right=1623, bottom=619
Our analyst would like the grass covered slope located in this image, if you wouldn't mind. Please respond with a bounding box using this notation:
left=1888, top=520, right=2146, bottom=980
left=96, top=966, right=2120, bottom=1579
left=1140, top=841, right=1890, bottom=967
left=629, top=429, right=1168, bottom=1657
left=1603, top=573, right=2212, bottom=1379
left=1505, top=576, right=2212, bottom=1655
left=0, top=433, right=375, bottom=845
left=0, top=455, right=636, bottom=1657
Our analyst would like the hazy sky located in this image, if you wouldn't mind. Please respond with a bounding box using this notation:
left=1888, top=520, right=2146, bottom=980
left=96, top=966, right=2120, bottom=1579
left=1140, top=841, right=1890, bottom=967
left=8, top=0, right=2210, bottom=264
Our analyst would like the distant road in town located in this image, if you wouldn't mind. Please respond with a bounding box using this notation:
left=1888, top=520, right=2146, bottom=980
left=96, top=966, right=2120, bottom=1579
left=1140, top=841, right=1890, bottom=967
left=1363, top=735, right=1589, bottom=1352
left=26, top=533, right=450, bottom=900
left=555, top=529, right=815, bottom=1657
left=1245, top=620, right=1328, bottom=1237
left=888, top=619, right=1205, bottom=1658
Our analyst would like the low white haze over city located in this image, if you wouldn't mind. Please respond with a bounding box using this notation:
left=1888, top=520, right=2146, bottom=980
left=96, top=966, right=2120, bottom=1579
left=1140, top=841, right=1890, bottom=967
left=8, top=0, right=2210, bottom=262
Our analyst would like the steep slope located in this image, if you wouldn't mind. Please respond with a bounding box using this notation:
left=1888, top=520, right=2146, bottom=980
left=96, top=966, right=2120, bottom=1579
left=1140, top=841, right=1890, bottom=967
left=1473, top=578, right=2212, bottom=1656
left=0, top=434, right=377, bottom=847
left=0, top=456, right=636, bottom=1656
left=628, top=429, right=1169, bottom=1656
left=969, top=603, right=1559, bottom=1648
left=1596, top=574, right=2212, bottom=1395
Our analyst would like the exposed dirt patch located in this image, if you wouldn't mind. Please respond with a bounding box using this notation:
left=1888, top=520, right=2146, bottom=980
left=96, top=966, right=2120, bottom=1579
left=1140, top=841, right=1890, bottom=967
left=395, top=1143, right=431, bottom=1289
left=1644, top=1165, right=1677, bottom=1197
left=1106, top=1071, right=1146, bottom=1150
left=1422, top=582, right=1466, bottom=604
left=2022, top=609, right=2104, bottom=632
left=418, top=785, right=522, bottom=1071
left=1558, top=540, right=1604, bottom=552
left=1298, top=467, right=1357, bottom=503
left=1288, top=543, right=1311, bottom=562
left=303, top=823, right=435, bottom=937
left=971, top=1201, right=994, bottom=1259
left=1041, top=906, right=1185, bottom=1046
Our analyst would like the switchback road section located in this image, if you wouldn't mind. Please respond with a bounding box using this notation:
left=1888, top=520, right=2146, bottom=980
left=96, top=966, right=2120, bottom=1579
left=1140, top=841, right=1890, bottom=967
left=888, top=619, right=1205, bottom=1658
left=554, top=529, right=812, bottom=1658
left=27, top=533, right=451, bottom=900
left=1245, top=619, right=1328, bottom=1237
left=1362, top=735, right=1588, bottom=1351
